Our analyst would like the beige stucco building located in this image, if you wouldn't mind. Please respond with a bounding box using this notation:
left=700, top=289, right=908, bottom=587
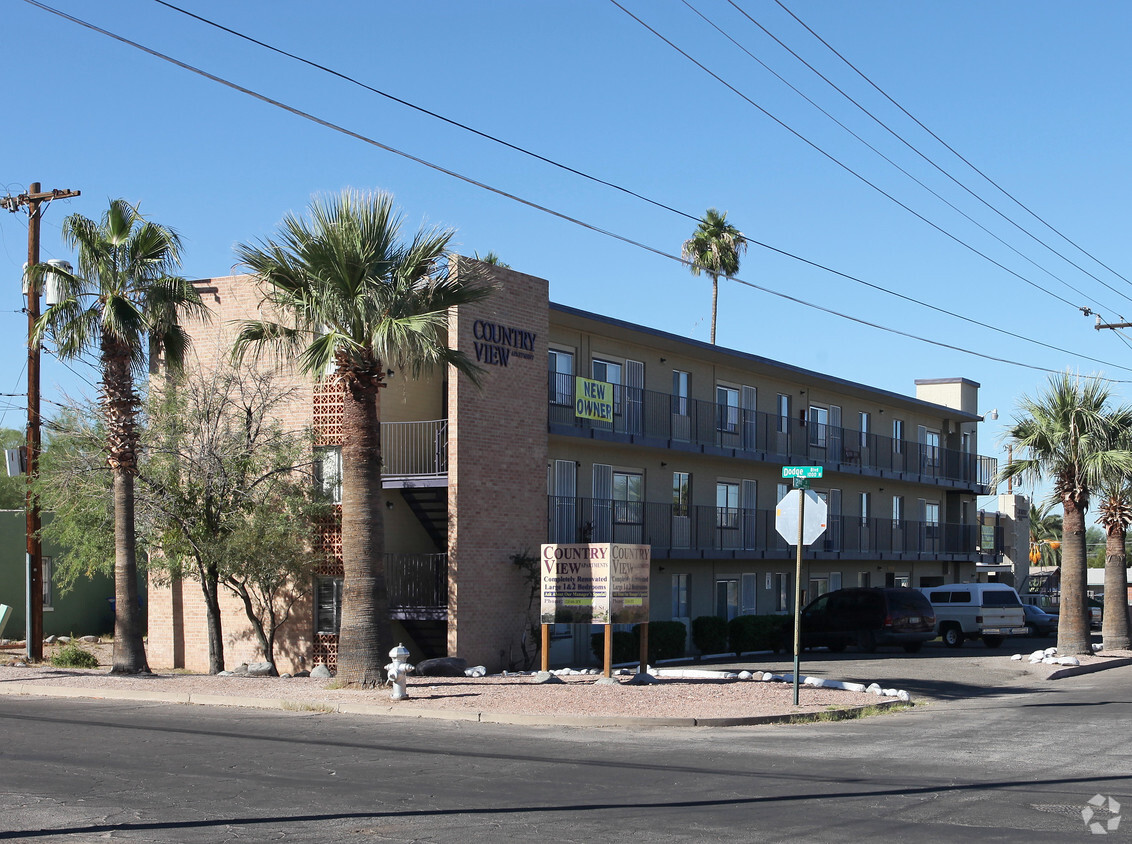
left=148, top=263, right=1002, bottom=673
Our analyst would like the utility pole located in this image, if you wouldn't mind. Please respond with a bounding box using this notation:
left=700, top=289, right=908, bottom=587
left=2, top=182, right=80, bottom=661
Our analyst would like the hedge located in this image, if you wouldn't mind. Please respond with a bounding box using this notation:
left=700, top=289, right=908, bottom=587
left=691, top=615, right=729, bottom=655
left=728, top=614, right=791, bottom=653
left=588, top=620, right=688, bottom=665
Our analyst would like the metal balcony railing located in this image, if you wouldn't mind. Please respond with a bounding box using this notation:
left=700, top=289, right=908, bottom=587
left=549, top=373, right=997, bottom=491
left=386, top=552, right=447, bottom=609
left=381, top=419, right=448, bottom=480
left=547, top=495, right=995, bottom=559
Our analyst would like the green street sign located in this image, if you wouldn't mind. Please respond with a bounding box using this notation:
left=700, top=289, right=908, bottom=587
left=782, top=466, right=823, bottom=480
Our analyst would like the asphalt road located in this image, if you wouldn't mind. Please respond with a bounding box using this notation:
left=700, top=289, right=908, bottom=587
left=1, top=650, right=1129, bottom=843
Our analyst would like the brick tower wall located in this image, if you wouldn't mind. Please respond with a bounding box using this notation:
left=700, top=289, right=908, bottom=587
left=447, top=262, right=549, bottom=670
left=146, top=275, right=317, bottom=673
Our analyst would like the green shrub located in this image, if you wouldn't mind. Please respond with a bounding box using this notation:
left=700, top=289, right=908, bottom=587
left=728, top=614, right=790, bottom=653
left=588, top=622, right=687, bottom=666
left=691, top=615, right=729, bottom=655
left=50, top=640, right=99, bottom=669
left=590, top=630, right=637, bottom=664
left=637, top=620, right=686, bottom=661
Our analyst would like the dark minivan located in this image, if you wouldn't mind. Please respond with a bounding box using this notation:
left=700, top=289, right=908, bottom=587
left=788, top=587, right=937, bottom=654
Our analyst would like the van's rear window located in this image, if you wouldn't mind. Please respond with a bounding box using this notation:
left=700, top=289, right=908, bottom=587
left=982, top=590, right=1021, bottom=607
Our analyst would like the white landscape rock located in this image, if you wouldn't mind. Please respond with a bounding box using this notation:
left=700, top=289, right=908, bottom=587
left=1011, top=653, right=1023, bottom=661
left=465, top=665, right=486, bottom=678
left=310, top=664, right=332, bottom=680
left=1044, top=647, right=1058, bottom=656
left=738, top=670, right=753, bottom=680
left=1056, top=656, right=1080, bottom=666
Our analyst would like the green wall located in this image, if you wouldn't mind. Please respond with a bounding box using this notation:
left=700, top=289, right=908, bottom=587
left=0, top=510, right=124, bottom=639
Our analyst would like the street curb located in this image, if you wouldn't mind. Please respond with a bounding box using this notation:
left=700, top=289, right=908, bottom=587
left=0, top=683, right=908, bottom=727
left=1046, top=657, right=1132, bottom=680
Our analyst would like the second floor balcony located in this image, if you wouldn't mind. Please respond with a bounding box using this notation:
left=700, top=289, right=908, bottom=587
left=549, top=374, right=996, bottom=492
left=547, top=495, right=1000, bottom=563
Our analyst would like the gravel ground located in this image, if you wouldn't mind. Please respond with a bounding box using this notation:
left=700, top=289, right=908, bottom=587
left=0, top=641, right=896, bottom=721
left=2, top=640, right=1128, bottom=722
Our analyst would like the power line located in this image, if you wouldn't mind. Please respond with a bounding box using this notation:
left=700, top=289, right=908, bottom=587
left=19, top=0, right=1132, bottom=381
left=699, top=0, right=1132, bottom=314
left=148, top=0, right=699, bottom=226
left=128, top=1, right=1132, bottom=369
left=771, top=0, right=1132, bottom=296
left=123, top=0, right=1132, bottom=368
left=608, top=0, right=1092, bottom=314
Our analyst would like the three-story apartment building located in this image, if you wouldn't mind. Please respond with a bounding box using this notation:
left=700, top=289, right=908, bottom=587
left=148, top=262, right=1000, bottom=673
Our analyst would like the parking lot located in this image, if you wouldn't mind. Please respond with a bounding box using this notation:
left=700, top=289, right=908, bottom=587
left=714, top=630, right=1098, bottom=704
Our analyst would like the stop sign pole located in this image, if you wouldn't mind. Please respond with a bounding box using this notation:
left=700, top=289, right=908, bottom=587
left=779, top=466, right=826, bottom=705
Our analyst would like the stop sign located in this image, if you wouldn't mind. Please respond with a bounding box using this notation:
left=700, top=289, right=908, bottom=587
left=775, top=489, right=828, bottom=546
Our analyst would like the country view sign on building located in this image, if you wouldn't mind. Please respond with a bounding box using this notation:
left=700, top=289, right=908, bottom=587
left=540, top=543, right=650, bottom=625
left=574, top=377, right=614, bottom=421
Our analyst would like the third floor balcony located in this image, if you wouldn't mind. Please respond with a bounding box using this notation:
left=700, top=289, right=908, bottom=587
left=549, top=374, right=996, bottom=493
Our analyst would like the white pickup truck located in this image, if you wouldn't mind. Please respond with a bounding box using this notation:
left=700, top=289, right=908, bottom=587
left=920, top=583, right=1028, bottom=648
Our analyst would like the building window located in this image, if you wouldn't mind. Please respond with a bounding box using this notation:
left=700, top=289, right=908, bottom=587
left=777, top=394, right=791, bottom=433
left=892, top=419, right=904, bottom=453
left=672, top=472, right=690, bottom=517
left=592, top=359, right=622, bottom=415
left=859, top=412, right=870, bottom=450
left=315, top=576, right=343, bottom=635
left=672, top=370, right=689, bottom=416
left=313, top=446, right=342, bottom=504
left=671, top=573, right=689, bottom=619
left=774, top=572, right=790, bottom=612
left=859, top=492, right=870, bottom=525
left=716, top=579, right=739, bottom=621
left=548, top=348, right=573, bottom=405
left=857, top=571, right=870, bottom=588
left=892, top=495, right=904, bottom=528
left=612, top=470, right=643, bottom=527
left=809, top=405, right=829, bottom=448
left=716, top=385, right=739, bottom=433
left=716, top=481, right=740, bottom=529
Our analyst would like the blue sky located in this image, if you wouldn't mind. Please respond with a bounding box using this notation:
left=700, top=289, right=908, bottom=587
left=4, top=0, right=1132, bottom=511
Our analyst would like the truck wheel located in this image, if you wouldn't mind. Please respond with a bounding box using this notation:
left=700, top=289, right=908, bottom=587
left=942, top=625, right=964, bottom=648
left=856, top=630, right=878, bottom=653
left=981, top=635, right=1004, bottom=648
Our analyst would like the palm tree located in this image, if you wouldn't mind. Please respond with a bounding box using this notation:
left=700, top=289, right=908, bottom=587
left=1027, top=500, right=1062, bottom=569
left=34, top=199, right=207, bottom=674
left=1000, top=372, right=1132, bottom=655
left=1095, top=476, right=1132, bottom=650
left=682, top=208, right=747, bottom=344
left=233, top=189, right=490, bottom=686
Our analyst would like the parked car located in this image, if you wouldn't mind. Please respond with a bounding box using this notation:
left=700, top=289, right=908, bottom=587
left=782, top=587, right=936, bottom=654
left=1088, top=598, right=1103, bottom=629
left=1025, top=595, right=1100, bottom=628
left=1022, top=603, right=1059, bottom=637
left=920, top=583, right=1028, bottom=648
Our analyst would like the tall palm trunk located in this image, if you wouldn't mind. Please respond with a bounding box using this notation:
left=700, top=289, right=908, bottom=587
left=1058, top=495, right=1092, bottom=655
left=111, top=468, right=149, bottom=672
left=336, top=375, right=389, bottom=686
left=104, top=339, right=149, bottom=674
left=710, top=274, right=719, bottom=345
left=1102, top=523, right=1131, bottom=650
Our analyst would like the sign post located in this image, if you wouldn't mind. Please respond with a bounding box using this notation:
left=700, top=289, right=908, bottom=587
left=777, top=467, right=827, bottom=705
